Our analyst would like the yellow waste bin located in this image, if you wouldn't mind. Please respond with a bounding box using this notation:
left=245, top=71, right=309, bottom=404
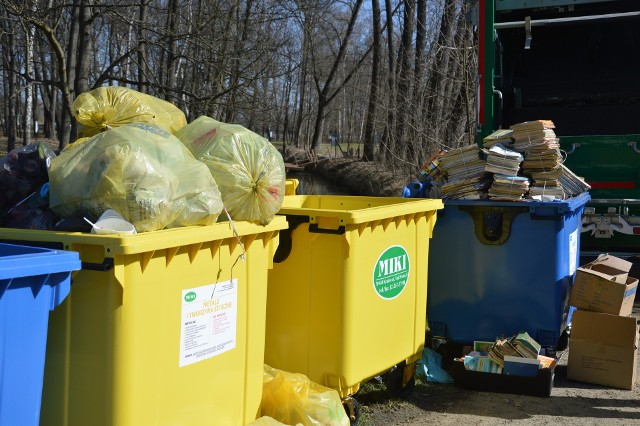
left=285, top=178, right=299, bottom=195
left=0, top=218, right=287, bottom=426
left=265, top=196, right=442, bottom=411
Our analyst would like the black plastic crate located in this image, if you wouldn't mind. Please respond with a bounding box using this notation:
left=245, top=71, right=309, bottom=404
left=451, top=361, right=555, bottom=397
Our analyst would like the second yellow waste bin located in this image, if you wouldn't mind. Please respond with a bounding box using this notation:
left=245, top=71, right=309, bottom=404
left=265, top=196, right=442, bottom=405
left=0, top=217, right=287, bottom=426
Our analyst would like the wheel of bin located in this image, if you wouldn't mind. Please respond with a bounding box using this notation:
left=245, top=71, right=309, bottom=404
left=342, top=396, right=360, bottom=426
left=383, top=361, right=416, bottom=399
left=555, top=329, right=569, bottom=352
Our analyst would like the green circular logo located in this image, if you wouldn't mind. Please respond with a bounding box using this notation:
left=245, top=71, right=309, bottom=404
left=373, top=245, right=410, bottom=299
left=184, top=291, right=197, bottom=302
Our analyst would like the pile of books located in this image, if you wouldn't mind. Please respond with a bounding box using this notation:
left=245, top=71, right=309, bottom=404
left=461, top=335, right=557, bottom=377
left=488, top=331, right=541, bottom=368
left=484, top=144, right=523, bottom=176
left=511, top=120, right=564, bottom=199
left=488, top=174, right=529, bottom=201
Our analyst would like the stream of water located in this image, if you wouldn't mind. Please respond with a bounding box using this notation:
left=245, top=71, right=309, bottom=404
left=288, top=172, right=351, bottom=195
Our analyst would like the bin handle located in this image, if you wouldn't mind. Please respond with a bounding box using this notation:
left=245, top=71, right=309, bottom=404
left=308, top=224, right=346, bottom=235
left=81, top=258, right=114, bottom=271
left=273, top=216, right=310, bottom=263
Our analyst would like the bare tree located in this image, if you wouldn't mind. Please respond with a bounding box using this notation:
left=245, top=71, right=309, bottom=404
left=309, top=0, right=364, bottom=152
left=362, top=0, right=381, bottom=161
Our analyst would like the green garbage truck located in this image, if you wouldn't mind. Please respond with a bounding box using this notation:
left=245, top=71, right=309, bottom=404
left=475, top=0, right=640, bottom=259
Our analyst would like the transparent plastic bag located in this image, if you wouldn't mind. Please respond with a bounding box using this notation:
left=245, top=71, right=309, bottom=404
left=261, top=365, right=349, bottom=426
left=73, top=86, right=187, bottom=137
left=49, top=123, right=223, bottom=232
left=175, top=116, right=285, bottom=225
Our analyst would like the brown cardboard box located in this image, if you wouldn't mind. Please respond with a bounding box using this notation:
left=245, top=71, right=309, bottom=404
left=569, top=254, right=637, bottom=316
left=568, top=310, right=639, bottom=390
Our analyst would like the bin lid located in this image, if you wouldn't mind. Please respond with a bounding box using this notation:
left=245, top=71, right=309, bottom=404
left=0, top=243, right=81, bottom=280
left=278, top=196, right=443, bottom=225
left=442, top=192, right=590, bottom=214
left=0, top=216, right=288, bottom=256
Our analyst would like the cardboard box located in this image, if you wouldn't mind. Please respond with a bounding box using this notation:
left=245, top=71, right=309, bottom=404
left=570, top=254, right=637, bottom=316
left=568, top=310, right=639, bottom=390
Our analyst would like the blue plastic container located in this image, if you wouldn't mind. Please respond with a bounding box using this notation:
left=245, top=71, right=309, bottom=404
left=427, top=192, right=590, bottom=349
left=0, top=243, right=81, bottom=426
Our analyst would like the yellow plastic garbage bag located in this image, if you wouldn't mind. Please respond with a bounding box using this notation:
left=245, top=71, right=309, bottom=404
left=49, top=123, right=223, bottom=232
left=73, top=86, right=187, bottom=137
left=261, top=365, right=349, bottom=426
left=175, top=116, right=285, bottom=225
left=247, top=416, right=299, bottom=426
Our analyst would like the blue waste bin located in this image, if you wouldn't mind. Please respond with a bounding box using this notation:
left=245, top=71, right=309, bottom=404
left=427, top=192, right=590, bottom=350
left=0, top=243, right=81, bottom=426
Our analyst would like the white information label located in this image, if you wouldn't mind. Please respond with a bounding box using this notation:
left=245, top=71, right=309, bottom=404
left=569, top=229, right=578, bottom=276
left=179, top=279, right=237, bottom=367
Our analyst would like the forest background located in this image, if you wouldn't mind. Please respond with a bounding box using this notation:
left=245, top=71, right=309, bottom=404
left=0, top=0, right=477, bottom=179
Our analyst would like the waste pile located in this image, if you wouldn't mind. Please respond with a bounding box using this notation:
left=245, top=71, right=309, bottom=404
left=0, top=86, right=286, bottom=233
left=414, top=120, right=590, bottom=201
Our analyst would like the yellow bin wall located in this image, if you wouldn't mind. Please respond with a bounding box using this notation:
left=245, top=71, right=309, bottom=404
left=285, top=178, right=299, bottom=196
left=265, top=196, right=442, bottom=397
left=0, top=218, right=287, bottom=426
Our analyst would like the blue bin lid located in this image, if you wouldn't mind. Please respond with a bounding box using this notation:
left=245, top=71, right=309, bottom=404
left=443, top=192, right=591, bottom=214
left=0, top=243, right=81, bottom=281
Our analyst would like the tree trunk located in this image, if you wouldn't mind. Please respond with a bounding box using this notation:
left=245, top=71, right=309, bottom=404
left=23, top=1, right=37, bottom=146
left=137, top=0, right=149, bottom=94
left=164, top=0, right=180, bottom=101
left=381, top=0, right=396, bottom=164
left=1, top=12, right=17, bottom=151
left=310, top=0, right=364, bottom=152
left=363, top=0, right=381, bottom=161
left=394, top=0, right=416, bottom=162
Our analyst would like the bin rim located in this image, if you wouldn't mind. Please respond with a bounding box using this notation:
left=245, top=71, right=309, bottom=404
left=441, top=192, right=590, bottom=212
left=0, top=243, right=81, bottom=280
left=277, top=195, right=443, bottom=225
left=0, top=216, right=288, bottom=256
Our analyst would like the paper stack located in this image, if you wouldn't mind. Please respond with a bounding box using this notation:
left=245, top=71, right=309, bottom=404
left=483, top=129, right=514, bottom=149
left=438, top=145, right=487, bottom=181
left=484, top=144, right=523, bottom=176
left=441, top=176, right=492, bottom=200
left=528, top=182, right=565, bottom=199
left=511, top=120, right=564, bottom=198
left=559, top=164, right=591, bottom=197
left=511, top=120, right=557, bottom=152
left=438, top=145, right=490, bottom=200
left=488, top=174, right=529, bottom=201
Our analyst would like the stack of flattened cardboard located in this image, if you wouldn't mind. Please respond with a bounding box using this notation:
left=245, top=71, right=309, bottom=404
left=568, top=255, right=639, bottom=390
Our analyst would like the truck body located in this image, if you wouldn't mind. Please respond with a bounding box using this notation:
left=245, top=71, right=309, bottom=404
left=476, top=0, right=640, bottom=257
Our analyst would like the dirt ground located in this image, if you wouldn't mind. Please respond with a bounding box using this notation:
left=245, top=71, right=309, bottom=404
left=353, top=302, right=640, bottom=426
